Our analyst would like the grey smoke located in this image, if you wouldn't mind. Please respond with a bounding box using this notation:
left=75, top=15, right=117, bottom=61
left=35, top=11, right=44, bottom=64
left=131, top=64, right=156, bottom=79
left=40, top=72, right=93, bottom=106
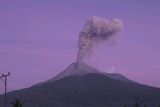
left=77, top=16, right=123, bottom=62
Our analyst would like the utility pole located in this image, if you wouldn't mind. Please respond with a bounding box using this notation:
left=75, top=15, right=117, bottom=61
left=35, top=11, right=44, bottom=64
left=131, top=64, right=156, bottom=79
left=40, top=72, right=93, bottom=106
left=0, top=72, right=10, bottom=107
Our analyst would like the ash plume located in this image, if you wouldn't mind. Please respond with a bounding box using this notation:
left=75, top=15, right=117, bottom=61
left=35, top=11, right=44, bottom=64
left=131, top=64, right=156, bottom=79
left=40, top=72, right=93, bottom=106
left=77, top=16, right=123, bottom=63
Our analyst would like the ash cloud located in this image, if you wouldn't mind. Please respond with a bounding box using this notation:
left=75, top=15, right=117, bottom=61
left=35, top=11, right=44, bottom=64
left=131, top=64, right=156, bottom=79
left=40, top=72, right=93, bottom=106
left=77, top=16, right=123, bottom=63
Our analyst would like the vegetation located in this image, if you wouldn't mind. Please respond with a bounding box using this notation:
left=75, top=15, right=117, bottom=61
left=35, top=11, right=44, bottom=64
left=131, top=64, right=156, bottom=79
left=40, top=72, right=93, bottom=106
left=134, top=102, right=139, bottom=107
left=11, top=98, right=23, bottom=107
left=9, top=100, right=160, bottom=107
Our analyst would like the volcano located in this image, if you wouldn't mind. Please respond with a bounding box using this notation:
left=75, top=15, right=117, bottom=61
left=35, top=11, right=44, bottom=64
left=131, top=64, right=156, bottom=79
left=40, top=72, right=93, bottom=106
left=0, top=63, right=160, bottom=107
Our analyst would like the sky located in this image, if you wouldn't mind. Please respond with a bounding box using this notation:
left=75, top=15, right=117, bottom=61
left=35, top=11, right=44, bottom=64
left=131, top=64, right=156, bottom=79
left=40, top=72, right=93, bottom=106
left=0, top=0, right=160, bottom=93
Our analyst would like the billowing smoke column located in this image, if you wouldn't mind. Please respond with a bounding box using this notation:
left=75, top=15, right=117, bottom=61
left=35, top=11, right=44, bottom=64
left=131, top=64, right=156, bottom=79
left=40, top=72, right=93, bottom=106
left=77, top=16, right=123, bottom=63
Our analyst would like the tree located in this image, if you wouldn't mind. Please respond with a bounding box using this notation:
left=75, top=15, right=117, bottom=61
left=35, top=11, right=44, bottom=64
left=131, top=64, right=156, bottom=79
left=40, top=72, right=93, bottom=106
left=144, top=104, right=147, bottom=107
left=11, top=98, right=23, bottom=107
left=124, top=105, right=127, bottom=107
left=134, top=102, right=139, bottom=107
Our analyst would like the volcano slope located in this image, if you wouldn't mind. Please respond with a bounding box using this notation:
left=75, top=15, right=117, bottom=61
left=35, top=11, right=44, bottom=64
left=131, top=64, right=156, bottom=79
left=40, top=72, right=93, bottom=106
left=0, top=63, right=160, bottom=107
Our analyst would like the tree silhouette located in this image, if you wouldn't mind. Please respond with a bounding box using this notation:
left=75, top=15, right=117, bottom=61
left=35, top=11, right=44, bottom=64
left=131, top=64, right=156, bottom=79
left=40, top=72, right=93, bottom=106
left=11, top=98, right=23, bottom=107
left=144, top=104, right=147, bottom=107
left=124, top=105, right=127, bottom=107
left=134, top=102, right=139, bottom=107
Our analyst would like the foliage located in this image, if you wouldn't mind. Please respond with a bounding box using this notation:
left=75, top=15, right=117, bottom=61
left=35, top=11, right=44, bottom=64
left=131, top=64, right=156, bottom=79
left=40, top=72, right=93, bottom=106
left=11, top=98, right=23, bottom=107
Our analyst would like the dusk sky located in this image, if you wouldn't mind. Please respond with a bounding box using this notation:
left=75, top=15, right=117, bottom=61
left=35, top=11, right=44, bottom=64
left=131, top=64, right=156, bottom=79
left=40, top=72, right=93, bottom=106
left=0, top=0, right=160, bottom=93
